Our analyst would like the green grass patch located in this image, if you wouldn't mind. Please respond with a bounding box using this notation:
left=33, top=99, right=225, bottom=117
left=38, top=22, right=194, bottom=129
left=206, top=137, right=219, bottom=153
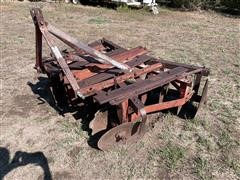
left=216, top=130, right=240, bottom=176
left=183, top=117, right=208, bottom=131
left=116, top=4, right=131, bottom=12
left=197, top=135, right=213, bottom=151
left=160, top=144, right=185, bottom=169
left=157, top=127, right=172, bottom=141
left=217, top=130, right=238, bottom=150
left=88, top=17, right=109, bottom=24
left=61, top=121, right=85, bottom=138
left=149, top=143, right=185, bottom=170
left=224, top=155, right=240, bottom=177
left=194, top=156, right=212, bottom=180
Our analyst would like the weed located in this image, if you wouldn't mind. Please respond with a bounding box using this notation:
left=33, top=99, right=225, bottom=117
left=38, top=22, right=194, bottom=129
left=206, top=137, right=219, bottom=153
left=221, top=153, right=240, bottom=177
left=191, top=24, right=200, bottom=31
left=62, top=121, right=74, bottom=132
left=47, top=156, right=55, bottom=164
left=116, top=4, right=131, bottom=12
left=213, top=102, right=238, bottom=125
left=193, top=117, right=207, bottom=127
left=197, top=136, right=213, bottom=151
left=217, top=130, right=235, bottom=150
left=149, top=143, right=185, bottom=170
left=183, top=120, right=195, bottom=131
left=88, top=17, right=109, bottom=24
left=160, top=144, right=185, bottom=170
left=222, top=69, right=231, bottom=75
left=117, top=147, right=128, bottom=157
left=225, top=158, right=240, bottom=177
left=183, top=117, right=208, bottom=131
left=194, top=156, right=212, bottom=180
left=157, top=127, right=172, bottom=141
left=216, top=130, right=240, bottom=176
left=57, top=137, right=76, bottom=149
left=61, top=121, right=85, bottom=138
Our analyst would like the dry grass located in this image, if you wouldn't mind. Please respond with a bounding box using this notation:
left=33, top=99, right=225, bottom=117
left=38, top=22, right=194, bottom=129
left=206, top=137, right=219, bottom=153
left=0, top=1, right=240, bottom=179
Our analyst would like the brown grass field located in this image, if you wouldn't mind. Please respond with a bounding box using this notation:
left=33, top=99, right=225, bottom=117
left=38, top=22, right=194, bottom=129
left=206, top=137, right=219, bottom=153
left=0, top=1, right=239, bottom=179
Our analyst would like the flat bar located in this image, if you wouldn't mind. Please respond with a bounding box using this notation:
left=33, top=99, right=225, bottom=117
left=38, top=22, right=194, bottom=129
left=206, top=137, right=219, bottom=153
left=59, top=46, right=148, bottom=83
left=47, top=24, right=131, bottom=71
left=106, top=48, right=127, bottom=57
left=158, top=57, right=210, bottom=76
left=79, top=55, right=154, bottom=88
left=130, top=92, right=193, bottom=121
left=35, top=22, right=42, bottom=71
left=94, top=67, right=188, bottom=105
left=132, top=55, right=209, bottom=76
left=61, top=47, right=149, bottom=84
left=81, top=63, right=163, bottom=96
left=81, top=46, right=148, bottom=70
left=110, top=46, right=147, bottom=62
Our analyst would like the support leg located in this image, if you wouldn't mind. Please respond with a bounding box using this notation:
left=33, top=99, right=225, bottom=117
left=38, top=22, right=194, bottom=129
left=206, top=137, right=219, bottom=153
left=35, top=24, right=43, bottom=72
left=117, top=100, right=129, bottom=124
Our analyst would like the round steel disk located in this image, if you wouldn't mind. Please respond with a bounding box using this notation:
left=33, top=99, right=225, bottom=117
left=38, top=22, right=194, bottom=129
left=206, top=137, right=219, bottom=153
left=98, top=121, right=146, bottom=151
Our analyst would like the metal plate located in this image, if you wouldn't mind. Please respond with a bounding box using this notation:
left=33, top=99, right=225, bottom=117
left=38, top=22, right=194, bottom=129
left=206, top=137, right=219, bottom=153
left=197, top=79, right=208, bottom=112
left=89, top=110, right=108, bottom=135
left=98, top=121, right=146, bottom=151
left=176, top=79, right=208, bottom=119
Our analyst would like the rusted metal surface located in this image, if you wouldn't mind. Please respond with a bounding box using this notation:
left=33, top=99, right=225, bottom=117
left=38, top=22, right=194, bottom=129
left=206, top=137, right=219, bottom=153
left=30, top=8, right=210, bottom=150
left=94, top=67, right=188, bottom=105
left=196, top=79, right=208, bottom=114
left=89, top=111, right=108, bottom=135
left=97, top=121, right=146, bottom=151
left=78, top=55, right=154, bottom=88
left=80, top=63, right=162, bottom=96
left=47, top=24, right=131, bottom=71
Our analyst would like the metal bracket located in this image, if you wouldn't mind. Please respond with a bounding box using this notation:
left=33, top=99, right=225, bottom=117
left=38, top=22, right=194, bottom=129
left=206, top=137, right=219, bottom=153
left=129, top=97, right=147, bottom=133
left=129, top=98, right=146, bottom=118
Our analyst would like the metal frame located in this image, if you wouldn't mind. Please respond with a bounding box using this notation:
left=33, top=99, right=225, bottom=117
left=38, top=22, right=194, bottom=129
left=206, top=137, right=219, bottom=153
left=30, top=8, right=209, bottom=150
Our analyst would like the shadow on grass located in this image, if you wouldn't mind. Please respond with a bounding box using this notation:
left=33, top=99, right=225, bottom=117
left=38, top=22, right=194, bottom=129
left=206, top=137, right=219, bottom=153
left=27, top=76, right=62, bottom=114
left=27, top=76, right=116, bottom=149
left=0, top=147, right=52, bottom=180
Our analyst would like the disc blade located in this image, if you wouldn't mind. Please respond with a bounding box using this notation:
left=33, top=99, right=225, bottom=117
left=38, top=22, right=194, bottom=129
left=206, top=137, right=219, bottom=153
left=98, top=121, right=146, bottom=151
left=89, top=111, right=108, bottom=136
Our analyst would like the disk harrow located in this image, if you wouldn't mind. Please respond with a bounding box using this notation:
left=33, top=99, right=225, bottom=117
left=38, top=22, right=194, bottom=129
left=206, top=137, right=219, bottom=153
left=30, top=8, right=209, bottom=150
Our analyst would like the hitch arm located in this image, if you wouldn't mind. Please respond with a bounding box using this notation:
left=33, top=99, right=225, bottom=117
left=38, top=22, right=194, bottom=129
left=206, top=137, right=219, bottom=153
left=30, top=8, right=85, bottom=99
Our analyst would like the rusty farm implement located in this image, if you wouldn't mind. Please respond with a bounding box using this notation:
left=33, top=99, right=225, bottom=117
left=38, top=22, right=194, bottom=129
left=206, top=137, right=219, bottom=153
left=30, top=8, right=209, bottom=150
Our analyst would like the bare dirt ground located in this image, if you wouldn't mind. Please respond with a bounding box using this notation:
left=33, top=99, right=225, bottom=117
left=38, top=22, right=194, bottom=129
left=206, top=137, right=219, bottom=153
left=0, top=2, right=239, bottom=179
